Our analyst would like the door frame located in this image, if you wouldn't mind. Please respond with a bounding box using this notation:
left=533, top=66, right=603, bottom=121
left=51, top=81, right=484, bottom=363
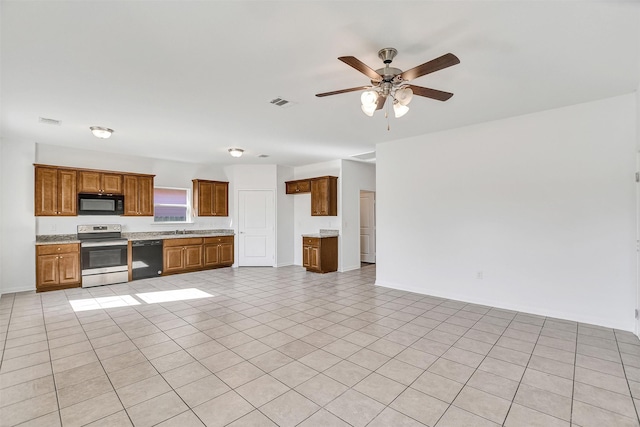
left=360, top=190, right=376, bottom=264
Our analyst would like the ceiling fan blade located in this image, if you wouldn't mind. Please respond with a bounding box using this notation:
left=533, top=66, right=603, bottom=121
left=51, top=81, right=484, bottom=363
left=338, top=56, right=382, bottom=80
left=400, top=53, right=460, bottom=81
left=407, top=85, right=454, bottom=101
left=375, top=95, right=386, bottom=110
left=315, top=86, right=370, bottom=97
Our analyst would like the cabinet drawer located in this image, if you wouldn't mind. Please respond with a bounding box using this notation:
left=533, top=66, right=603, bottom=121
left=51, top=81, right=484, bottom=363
left=37, top=243, right=79, bottom=255
left=163, top=237, right=203, bottom=247
left=302, top=237, right=320, bottom=248
left=204, top=236, right=234, bottom=245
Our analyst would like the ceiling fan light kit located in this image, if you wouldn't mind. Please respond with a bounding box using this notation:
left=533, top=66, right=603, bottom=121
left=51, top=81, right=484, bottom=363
left=316, top=47, right=459, bottom=119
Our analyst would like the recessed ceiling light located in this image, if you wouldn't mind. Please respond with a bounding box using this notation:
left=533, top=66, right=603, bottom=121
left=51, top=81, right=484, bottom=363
left=90, top=126, right=114, bottom=139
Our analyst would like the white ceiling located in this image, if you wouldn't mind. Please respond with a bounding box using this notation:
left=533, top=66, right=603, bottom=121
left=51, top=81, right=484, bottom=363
left=2, top=1, right=639, bottom=167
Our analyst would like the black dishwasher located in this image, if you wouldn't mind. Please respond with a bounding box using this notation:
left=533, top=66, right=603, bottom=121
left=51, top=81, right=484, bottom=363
left=131, top=240, right=163, bottom=280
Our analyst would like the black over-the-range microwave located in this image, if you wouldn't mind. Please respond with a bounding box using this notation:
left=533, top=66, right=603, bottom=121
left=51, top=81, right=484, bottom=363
left=78, top=193, right=125, bottom=215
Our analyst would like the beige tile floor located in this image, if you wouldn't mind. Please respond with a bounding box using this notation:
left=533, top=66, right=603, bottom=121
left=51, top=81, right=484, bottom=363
left=1, top=265, right=640, bottom=426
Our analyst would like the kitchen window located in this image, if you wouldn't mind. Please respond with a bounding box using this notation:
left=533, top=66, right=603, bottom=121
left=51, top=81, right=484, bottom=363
left=154, top=187, right=191, bottom=223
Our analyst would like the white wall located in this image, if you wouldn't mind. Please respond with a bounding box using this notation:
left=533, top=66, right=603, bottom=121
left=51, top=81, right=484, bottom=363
left=277, top=165, right=295, bottom=267
left=292, top=160, right=342, bottom=268
left=377, top=94, right=637, bottom=331
left=340, top=160, right=375, bottom=271
left=1, top=139, right=37, bottom=293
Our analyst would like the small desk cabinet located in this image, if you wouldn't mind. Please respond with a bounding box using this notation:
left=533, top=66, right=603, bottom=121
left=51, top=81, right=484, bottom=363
left=302, top=236, right=338, bottom=273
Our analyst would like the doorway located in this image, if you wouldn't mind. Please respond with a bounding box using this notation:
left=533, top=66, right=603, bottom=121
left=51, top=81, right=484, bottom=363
left=238, top=190, right=275, bottom=267
left=360, top=190, right=376, bottom=264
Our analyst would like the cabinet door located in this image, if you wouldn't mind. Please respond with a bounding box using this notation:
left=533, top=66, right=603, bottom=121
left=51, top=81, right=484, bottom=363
left=78, top=171, right=102, bottom=193
left=310, top=179, right=325, bottom=215
left=35, top=167, right=58, bottom=216
left=219, top=242, right=234, bottom=265
left=57, top=169, right=77, bottom=216
left=184, top=245, right=203, bottom=269
left=197, top=181, right=214, bottom=216
left=163, top=247, right=184, bottom=273
left=123, top=175, right=140, bottom=216
left=302, top=245, right=310, bottom=267
left=310, top=247, right=320, bottom=269
left=102, top=173, right=123, bottom=194
left=213, top=182, right=228, bottom=216
left=58, top=252, right=80, bottom=285
left=137, top=176, right=154, bottom=216
left=36, top=254, right=60, bottom=288
left=203, top=244, right=219, bottom=267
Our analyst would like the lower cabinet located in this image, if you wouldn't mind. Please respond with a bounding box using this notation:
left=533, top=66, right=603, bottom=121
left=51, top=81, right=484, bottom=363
left=36, top=243, right=81, bottom=292
left=163, top=236, right=234, bottom=275
left=302, top=236, right=338, bottom=273
left=204, top=236, right=234, bottom=267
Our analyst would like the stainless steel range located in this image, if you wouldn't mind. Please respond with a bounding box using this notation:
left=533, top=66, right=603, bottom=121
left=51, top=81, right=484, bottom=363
left=78, top=224, right=128, bottom=287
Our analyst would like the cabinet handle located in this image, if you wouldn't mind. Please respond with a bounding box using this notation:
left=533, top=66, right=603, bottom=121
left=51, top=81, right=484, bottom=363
left=57, top=247, right=61, bottom=251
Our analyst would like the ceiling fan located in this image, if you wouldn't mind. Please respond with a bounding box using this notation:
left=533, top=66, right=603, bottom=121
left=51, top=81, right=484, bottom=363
left=316, top=48, right=460, bottom=117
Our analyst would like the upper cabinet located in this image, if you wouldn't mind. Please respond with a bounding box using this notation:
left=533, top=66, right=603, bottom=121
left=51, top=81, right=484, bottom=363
left=78, top=171, right=123, bottom=194
left=35, top=166, right=77, bottom=216
left=311, top=176, right=337, bottom=216
left=286, top=175, right=337, bottom=216
left=34, top=164, right=154, bottom=217
left=123, top=175, right=154, bottom=216
left=285, top=179, right=311, bottom=194
left=192, top=179, right=228, bottom=216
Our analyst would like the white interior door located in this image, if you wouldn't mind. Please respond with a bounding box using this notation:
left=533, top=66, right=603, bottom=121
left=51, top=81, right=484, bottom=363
left=238, top=190, right=275, bottom=267
left=360, top=191, right=376, bottom=263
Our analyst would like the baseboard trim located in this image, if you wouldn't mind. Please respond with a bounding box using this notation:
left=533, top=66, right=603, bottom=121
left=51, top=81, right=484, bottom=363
left=1, top=285, right=36, bottom=295
left=375, top=279, right=633, bottom=332
left=340, top=265, right=361, bottom=273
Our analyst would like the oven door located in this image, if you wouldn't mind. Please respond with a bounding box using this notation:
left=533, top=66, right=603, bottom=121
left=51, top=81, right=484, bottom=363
left=81, top=241, right=128, bottom=274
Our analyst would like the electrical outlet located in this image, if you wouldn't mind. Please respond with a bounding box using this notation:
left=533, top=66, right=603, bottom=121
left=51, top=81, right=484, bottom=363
left=476, top=271, right=483, bottom=280
left=50, top=224, right=56, bottom=232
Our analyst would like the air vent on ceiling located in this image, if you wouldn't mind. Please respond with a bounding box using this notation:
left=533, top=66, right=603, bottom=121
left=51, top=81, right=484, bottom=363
left=269, top=97, right=296, bottom=108
left=351, top=151, right=376, bottom=161
left=39, top=117, right=61, bottom=126
left=257, top=154, right=269, bottom=158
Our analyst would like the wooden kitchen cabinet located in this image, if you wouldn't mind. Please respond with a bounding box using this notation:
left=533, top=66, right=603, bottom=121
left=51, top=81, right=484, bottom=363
left=310, top=176, right=337, bottom=216
left=35, top=166, right=77, bottom=216
left=285, top=179, right=311, bottom=194
left=192, top=179, right=228, bottom=216
left=204, top=236, right=234, bottom=267
left=302, top=236, right=338, bottom=273
left=123, top=174, right=154, bottom=216
left=36, top=243, right=81, bottom=292
left=162, top=237, right=204, bottom=275
left=78, top=171, right=123, bottom=194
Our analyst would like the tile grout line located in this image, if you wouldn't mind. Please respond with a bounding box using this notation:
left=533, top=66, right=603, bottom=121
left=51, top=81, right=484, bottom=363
left=613, top=329, right=640, bottom=424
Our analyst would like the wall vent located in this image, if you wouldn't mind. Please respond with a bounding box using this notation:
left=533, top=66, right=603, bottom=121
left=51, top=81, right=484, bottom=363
left=39, top=117, right=61, bottom=126
left=269, top=97, right=296, bottom=108
left=257, top=154, right=270, bottom=158
left=351, top=151, right=376, bottom=161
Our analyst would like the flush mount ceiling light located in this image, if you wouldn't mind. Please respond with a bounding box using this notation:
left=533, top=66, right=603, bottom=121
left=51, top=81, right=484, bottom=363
left=90, top=126, right=114, bottom=139
left=228, top=148, right=244, bottom=158
left=316, top=48, right=459, bottom=119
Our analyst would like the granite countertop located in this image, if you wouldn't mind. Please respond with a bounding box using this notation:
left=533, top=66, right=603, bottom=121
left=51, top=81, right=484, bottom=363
left=36, top=229, right=235, bottom=245
left=301, top=229, right=340, bottom=238
left=125, top=230, right=234, bottom=241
